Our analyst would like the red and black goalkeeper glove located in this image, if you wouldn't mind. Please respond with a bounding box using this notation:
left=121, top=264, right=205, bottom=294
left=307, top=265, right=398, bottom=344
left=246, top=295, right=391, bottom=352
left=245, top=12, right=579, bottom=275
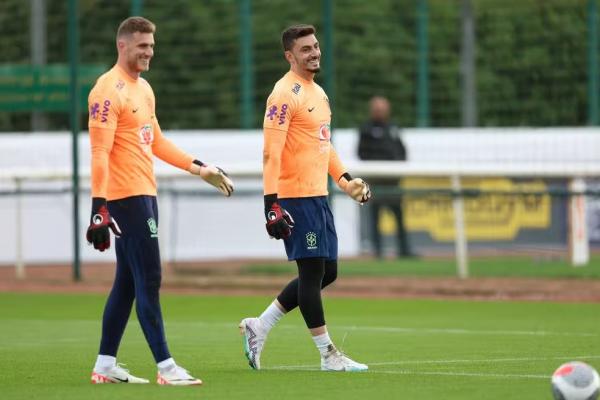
left=86, top=197, right=122, bottom=252
left=264, top=194, right=295, bottom=240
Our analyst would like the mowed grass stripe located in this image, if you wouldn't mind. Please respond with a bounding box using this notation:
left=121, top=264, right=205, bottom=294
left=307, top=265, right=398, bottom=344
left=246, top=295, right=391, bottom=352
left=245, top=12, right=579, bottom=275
left=0, top=293, right=598, bottom=400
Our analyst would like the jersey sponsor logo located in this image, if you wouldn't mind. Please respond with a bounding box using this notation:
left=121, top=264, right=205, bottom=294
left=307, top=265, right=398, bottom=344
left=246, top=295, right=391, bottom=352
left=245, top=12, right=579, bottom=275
left=292, top=83, right=301, bottom=95
left=101, top=100, right=111, bottom=123
left=90, top=103, right=100, bottom=120
left=147, top=217, right=158, bottom=238
left=278, top=104, right=288, bottom=125
left=318, top=123, right=331, bottom=141
left=139, top=124, right=154, bottom=145
left=266, top=105, right=278, bottom=120
left=306, top=232, right=317, bottom=250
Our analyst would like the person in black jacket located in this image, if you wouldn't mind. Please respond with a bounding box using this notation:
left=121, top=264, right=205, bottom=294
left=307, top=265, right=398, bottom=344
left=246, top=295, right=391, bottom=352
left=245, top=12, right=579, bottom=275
left=358, top=96, right=413, bottom=258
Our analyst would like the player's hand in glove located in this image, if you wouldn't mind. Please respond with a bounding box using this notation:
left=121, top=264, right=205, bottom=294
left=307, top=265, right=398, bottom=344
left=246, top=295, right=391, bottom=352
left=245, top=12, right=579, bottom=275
left=191, top=160, right=234, bottom=197
left=264, top=194, right=295, bottom=239
left=338, top=173, right=372, bottom=204
left=86, top=197, right=122, bottom=252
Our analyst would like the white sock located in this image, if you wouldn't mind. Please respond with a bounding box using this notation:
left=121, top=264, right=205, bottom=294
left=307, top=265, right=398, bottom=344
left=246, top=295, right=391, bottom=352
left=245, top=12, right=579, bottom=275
left=94, top=355, right=116, bottom=371
left=258, top=301, right=285, bottom=333
left=312, top=332, right=334, bottom=357
left=157, top=357, right=176, bottom=373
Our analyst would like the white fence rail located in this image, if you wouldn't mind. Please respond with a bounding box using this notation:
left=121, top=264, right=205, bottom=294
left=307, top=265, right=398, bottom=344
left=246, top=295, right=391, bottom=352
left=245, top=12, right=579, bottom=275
left=0, top=128, right=599, bottom=279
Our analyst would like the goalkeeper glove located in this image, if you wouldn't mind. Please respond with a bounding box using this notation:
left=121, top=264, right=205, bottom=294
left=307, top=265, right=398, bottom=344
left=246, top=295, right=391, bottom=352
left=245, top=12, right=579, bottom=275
left=264, top=194, right=295, bottom=240
left=191, top=160, right=234, bottom=196
left=86, top=197, right=122, bottom=252
left=338, top=173, right=372, bottom=204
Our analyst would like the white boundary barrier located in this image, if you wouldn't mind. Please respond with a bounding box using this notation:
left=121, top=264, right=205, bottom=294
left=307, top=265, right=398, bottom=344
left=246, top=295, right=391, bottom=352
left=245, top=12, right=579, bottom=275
left=1, top=161, right=598, bottom=279
left=1, top=128, right=599, bottom=279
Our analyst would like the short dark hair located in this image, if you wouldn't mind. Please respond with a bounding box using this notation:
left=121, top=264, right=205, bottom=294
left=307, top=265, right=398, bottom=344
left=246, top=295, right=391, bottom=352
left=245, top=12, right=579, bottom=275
left=281, top=24, right=316, bottom=51
left=117, top=16, right=156, bottom=38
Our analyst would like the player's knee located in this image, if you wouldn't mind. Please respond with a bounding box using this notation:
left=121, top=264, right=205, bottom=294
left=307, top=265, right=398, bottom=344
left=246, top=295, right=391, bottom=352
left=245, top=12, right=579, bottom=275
left=144, top=269, right=162, bottom=293
left=322, top=261, right=338, bottom=288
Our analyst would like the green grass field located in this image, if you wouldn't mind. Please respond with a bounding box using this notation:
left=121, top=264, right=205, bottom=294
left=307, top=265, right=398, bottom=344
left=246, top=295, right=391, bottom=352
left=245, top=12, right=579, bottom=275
left=1, top=292, right=599, bottom=400
left=242, top=255, right=600, bottom=278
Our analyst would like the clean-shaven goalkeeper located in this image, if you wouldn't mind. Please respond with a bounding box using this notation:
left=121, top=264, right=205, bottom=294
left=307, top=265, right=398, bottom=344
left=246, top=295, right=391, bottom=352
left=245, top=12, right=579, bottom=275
left=239, top=24, right=371, bottom=372
left=87, top=17, right=233, bottom=386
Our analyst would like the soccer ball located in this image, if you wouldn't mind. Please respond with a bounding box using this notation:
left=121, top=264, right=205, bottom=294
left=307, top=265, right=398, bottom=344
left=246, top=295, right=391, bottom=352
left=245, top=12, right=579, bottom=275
left=552, top=361, right=600, bottom=400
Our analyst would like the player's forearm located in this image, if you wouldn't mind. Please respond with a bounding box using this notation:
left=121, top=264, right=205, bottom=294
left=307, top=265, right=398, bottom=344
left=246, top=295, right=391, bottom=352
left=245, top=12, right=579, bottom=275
left=263, top=151, right=282, bottom=195
left=152, top=135, right=194, bottom=171
left=263, top=127, right=286, bottom=195
left=328, top=146, right=347, bottom=183
left=90, top=148, right=110, bottom=198
left=89, top=126, right=115, bottom=198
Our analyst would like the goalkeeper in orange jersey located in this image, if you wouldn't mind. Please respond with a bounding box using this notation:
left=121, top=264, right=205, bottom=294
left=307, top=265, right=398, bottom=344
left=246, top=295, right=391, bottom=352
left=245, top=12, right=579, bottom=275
left=87, top=16, right=233, bottom=386
left=239, top=24, right=371, bottom=372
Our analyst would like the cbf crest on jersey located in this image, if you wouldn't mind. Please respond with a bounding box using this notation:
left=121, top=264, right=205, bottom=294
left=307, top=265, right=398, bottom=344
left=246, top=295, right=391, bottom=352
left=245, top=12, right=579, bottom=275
left=139, top=124, right=154, bottom=145
left=319, top=123, right=331, bottom=141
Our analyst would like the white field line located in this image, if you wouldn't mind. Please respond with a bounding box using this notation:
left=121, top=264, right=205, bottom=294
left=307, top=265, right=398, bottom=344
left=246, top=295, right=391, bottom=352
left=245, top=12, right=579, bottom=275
left=327, top=325, right=598, bottom=337
left=363, top=370, right=551, bottom=380
left=368, top=355, right=600, bottom=366
left=266, top=366, right=550, bottom=380
left=268, top=355, right=600, bottom=374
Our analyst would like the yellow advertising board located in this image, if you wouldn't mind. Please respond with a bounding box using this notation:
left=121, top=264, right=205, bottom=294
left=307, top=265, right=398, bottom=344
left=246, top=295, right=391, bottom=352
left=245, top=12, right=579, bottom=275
left=380, top=178, right=551, bottom=241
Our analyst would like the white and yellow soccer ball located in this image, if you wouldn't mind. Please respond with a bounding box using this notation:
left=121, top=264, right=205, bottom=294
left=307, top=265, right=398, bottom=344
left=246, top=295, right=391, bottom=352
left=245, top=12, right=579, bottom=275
left=552, top=361, right=599, bottom=400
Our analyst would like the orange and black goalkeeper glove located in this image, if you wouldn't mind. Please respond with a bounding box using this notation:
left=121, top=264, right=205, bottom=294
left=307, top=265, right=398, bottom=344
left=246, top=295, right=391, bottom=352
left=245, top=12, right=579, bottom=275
left=86, top=197, right=122, bottom=252
left=264, top=194, right=295, bottom=240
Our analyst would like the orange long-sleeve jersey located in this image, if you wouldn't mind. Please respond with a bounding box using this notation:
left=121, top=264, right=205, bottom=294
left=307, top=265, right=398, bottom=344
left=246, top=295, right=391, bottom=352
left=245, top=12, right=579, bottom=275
left=262, top=70, right=346, bottom=198
left=88, top=65, right=194, bottom=200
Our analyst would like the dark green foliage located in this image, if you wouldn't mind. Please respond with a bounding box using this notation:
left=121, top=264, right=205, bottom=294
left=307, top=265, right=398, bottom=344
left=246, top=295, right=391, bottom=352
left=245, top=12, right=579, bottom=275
left=0, top=0, right=593, bottom=130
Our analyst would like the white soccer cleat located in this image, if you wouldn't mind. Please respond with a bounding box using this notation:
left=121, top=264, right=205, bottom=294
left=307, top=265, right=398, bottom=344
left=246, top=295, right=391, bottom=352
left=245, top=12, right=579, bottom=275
left=91, top=363, right=149, bottom=384
left=321, top=346, right=369, bottom=372
left=156, top=365, right=202, bottom=386
left=239, top=317, right=267, bottom=370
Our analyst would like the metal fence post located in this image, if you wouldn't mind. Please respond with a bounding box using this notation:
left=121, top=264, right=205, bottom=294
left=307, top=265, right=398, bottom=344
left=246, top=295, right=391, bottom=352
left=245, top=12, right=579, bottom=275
left=15, top=178, right=25, bottom=280
left=451, top=175, right=469, bottom=278
left=239, top=0, right=255, bottom=129
left=460, top=0, right=477, bottom=127
left=68, top=0, right=81, bottom=281
left=589, top=0, right=599, bottom=125
left=416, top=0, right=430, bottom=127
left=130, top=0, right=143, bottom=16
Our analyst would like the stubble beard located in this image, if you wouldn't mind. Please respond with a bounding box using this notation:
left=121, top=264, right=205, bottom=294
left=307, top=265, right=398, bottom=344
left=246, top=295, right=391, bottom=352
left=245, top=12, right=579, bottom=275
left=129, top=55, right=150, bottom=73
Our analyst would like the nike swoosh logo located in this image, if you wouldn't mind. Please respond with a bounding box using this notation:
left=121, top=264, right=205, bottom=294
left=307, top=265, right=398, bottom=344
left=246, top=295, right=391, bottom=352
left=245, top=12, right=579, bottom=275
left=132, top=108, right=139, bottom=113
left=114, top=377, right=129, bottom=382
left=308, top=107, right=315, bottom=112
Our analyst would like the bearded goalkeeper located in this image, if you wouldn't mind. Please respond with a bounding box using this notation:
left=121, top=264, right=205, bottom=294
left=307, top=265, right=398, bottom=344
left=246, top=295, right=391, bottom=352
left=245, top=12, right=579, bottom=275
left=239, top=24, right=371, bottom=372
